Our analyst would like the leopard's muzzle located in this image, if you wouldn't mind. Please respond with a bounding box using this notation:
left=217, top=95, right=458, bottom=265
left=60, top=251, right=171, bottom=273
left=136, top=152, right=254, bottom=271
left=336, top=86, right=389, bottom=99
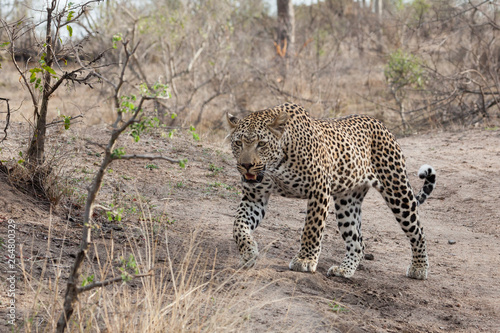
left=238, top=163, right=266, bottom=183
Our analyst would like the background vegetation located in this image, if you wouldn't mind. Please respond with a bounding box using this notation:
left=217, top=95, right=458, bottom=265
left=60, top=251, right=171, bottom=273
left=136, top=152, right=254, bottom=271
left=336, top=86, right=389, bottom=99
left=1, top=0, right=498, bottom=136
left=0, top=0, right=499, bottom=332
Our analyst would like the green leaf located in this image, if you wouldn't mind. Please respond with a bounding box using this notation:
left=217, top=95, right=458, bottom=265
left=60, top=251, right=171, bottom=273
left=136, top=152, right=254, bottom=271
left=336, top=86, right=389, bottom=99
left=67, top=10, right=74, bottom=22
left=111, top=147, right=126, bottom=159
left=0, top=41, right=10, bottom=48
left=106, top=211, right=113, bottom=221
left=112, top=33, right=123, bottom=49
left=42, top=65, right=57, bottom=75
left=29, top=67, right=42, bottom=83
left=179, top=159, right=188, bottom=168
left=81, top=274, right=94, bottom=287
left=67, top=25, right=73, bottom=37
left=189, top=126, right=200, bottom=141
left=139, top=82, right=149, bottom=95
left=63, top=116, right=71, bottom=130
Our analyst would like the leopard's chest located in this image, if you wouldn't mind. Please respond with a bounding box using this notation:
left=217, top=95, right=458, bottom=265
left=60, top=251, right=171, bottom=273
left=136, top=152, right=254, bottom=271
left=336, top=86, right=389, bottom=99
left=267, top=161, right=317, bottom=199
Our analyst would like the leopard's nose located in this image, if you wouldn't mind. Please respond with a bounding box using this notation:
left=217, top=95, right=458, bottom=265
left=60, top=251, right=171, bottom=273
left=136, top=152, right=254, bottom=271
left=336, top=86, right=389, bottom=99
left=241, top=163, right=254, bottom=171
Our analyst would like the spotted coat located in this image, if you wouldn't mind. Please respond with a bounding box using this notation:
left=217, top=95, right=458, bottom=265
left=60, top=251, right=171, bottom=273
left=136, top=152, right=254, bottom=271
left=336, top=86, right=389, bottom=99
left=227, top=103, right=436, bottom=279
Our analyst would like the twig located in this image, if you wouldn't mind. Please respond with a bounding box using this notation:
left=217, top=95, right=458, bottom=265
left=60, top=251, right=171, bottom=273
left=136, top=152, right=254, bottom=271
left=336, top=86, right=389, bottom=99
left=47, top=51, right=107, bottom=96
left=0, top=98, right=11, bottom=143
left=78, top=271, right=153, bottom=293
left=59, top=0, right=103, bottom=28
left=196, top=91, right=226, bottom=125
left=0, top=18, right=40, bottom=118
left=82, top=138, right=106, bottom=149
left=187, top=43, right=205, bottom=73
left=461, top=89, right=499, bottom=95
left=112, top=41, right=137, bottom=128
left=46, top=114, right=83, bottom=128
left=116, top=154, right=181, bottom=164
left=93, top=204, right=112, bottom=211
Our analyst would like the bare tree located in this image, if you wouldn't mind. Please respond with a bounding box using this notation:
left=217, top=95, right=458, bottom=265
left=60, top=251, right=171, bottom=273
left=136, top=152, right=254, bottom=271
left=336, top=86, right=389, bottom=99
left=1, top=0, right=104, bottom=168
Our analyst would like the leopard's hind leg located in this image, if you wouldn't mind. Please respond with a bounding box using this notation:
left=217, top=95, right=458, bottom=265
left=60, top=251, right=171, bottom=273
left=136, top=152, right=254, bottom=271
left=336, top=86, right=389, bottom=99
left=327, top=184, right=370, bottom=278
left=380, top=181, right=428, bottom=279
left=373, top=163, right=430, bottom=280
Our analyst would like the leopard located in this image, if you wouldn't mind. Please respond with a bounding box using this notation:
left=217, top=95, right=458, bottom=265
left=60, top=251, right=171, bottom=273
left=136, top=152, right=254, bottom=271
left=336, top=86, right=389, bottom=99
left=226, top=102, right=436, bottom=280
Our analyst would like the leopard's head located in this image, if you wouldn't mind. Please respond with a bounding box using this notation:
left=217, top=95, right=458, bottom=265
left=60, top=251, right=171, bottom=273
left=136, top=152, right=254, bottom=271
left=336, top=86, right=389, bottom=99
left=226, top=109, right=288, bottom=184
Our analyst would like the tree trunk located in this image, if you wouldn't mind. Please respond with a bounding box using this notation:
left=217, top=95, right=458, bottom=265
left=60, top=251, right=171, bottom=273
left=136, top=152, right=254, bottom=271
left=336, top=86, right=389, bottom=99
left=27, top=2, right=55, bottom=166
left=392, top=87, right=408, bottom=131
left=375, top=0, right=383, bottom=17
left=277, top=0, right=295, bottom=58
left=374, top=0, right=383, bottom=52
left=27, top=78, right=50, bottom=165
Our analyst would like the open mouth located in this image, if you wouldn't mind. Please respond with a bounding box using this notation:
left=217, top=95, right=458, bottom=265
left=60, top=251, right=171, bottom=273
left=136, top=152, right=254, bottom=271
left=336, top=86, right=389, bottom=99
left=242, top=173, right=264, bottom=183
left=244, top=173, right=257, bottom=181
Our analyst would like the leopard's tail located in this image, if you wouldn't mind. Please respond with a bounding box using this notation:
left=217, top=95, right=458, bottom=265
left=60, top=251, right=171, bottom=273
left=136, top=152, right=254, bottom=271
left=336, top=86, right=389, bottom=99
left=415, top=164, right=436, bottom=206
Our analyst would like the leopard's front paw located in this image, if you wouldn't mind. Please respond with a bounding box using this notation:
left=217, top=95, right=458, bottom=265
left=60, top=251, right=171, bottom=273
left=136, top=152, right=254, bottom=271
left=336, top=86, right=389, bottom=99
left=327, top=265, right=355, bottom=278
left=238, top=241, right=259, bottom=269
left=289, top=255, right=318, bottom=273
left=406, top=264, right=428, bottom=280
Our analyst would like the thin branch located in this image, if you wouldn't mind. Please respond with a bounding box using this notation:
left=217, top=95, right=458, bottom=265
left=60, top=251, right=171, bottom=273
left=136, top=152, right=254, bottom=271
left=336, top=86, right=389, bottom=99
left=0, top=98, right=11, bottom=143
left=0, top=19, right=39, bottom=118
left=113, top=95, right=153, bottom=139
left=47, top=51, right=107, bottom=96
left=57, top=39, right=178, bottom=333
left=70, top=39, right=117, bottom=88
left=112, top=41, right=138, bottom=128
left=187, top=43, right=205, bottom=73
left=116, top=154, right=181, bottom=164
left=77, top=271, right=153, bottom=293
left=46, top=114, right=83, bottom=128
left=93, top=204, right=112, bottom=211
left=267, top=83, right=336, bottom=106
left=82, top=138, right=106, bottom=149
left=196, top=91, right=226, bottom=125
left=461, top=89, right=500, bottom=95
left=59, top=0, right=103, bottom=28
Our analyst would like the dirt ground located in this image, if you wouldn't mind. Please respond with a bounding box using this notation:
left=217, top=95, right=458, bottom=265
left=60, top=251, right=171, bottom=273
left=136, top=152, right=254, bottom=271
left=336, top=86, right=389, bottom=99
left=0, top=121, right=499, bottom=332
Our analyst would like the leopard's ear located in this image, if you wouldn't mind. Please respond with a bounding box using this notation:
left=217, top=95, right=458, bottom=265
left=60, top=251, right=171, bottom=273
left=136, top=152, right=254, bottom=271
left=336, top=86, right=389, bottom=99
left=269, top=111, right=288, bottom=137
left=226, top=112, right=239, bottom=129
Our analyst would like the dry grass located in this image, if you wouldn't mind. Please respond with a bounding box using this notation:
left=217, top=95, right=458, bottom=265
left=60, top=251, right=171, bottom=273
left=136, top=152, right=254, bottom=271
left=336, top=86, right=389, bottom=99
left=17, top=198, right=302, bottom=333
left=1, top=130, right=80, bottom=207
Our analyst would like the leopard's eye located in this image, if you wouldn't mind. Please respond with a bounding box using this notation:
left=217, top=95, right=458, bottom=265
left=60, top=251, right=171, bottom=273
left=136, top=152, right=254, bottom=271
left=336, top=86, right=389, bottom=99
left=257, top=141, right=267, bottom=147
left=234, top=140, right=242, bottom=147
